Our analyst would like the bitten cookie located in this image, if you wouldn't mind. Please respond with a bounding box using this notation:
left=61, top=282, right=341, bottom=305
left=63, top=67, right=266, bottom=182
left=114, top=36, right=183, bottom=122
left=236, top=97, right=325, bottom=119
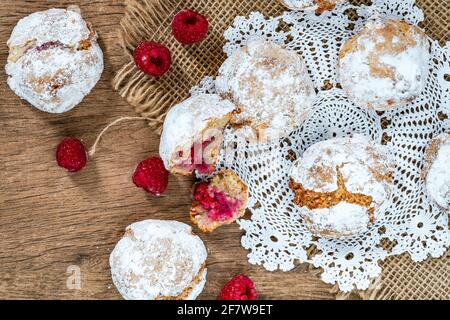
left=422, top=132, right=450, bottom=210
left=216, top=38, right=315, bottom=142
left=159, top=94, right=236, bottom=176
left=289, top=135, right=395, bottom=238
left=5, top=7, right=104, bottom=113
left=190, top=170, right=248, bottom=232
left=110, top=220, right=208, bottom=300
left=338, top=18, right=429, bottom=111
left=279, top=0, right=345, bottom=14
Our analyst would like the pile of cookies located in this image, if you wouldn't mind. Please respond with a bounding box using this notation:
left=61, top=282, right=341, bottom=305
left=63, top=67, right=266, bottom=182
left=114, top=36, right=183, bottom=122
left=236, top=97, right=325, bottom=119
left=5, top=2, right=448, bottom=300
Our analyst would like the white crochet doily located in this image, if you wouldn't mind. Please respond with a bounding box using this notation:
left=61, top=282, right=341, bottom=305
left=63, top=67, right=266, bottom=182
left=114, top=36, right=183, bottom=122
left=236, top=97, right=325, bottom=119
left=191, top=0, right=450, bottom=292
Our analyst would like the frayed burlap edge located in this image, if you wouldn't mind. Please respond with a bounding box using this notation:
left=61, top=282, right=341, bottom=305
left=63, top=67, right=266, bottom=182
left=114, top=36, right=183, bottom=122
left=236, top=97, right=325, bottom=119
left=112, top=0, right=450, bottom=299
left=113, top=0, right=178, bottom=133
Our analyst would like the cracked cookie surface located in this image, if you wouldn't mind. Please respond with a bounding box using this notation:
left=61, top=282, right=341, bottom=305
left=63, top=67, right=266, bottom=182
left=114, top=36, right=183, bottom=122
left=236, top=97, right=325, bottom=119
left=216, top=39, right=315, bottom=142
left=338, top=18, right=429, bottom=111
left=5, top=7, right=103, bottom=113
left=279, top=0, right=345, bottom=14
left=289, top=135, right=395, bottom=238
left=110, top=220, right=208, bottom=300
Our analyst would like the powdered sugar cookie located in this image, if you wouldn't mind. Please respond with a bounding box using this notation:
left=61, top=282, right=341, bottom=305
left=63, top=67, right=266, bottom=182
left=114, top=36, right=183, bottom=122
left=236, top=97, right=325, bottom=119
left=279, top=0, right=345, bottom=14
left=110, top=220, right=208, bottom=300
left=289, top=135, right=395, bottom=238
left=422, top=132, right=450, bottom=210
left=216, top=38, right=315, bottom=142
left=338, top=18, right=429, bottom=111
left=190, top=170, right=248, bottom=233
left=159, top=94, right=236, bottom=176
left=6, top=7, right=104, bottom=113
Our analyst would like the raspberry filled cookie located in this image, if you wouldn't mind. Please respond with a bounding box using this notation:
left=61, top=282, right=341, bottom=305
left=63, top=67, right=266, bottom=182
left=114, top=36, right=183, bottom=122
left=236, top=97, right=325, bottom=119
left=110, top=220, right=208, bottom=300
left=190, top=170, right=248, bottom=232
left=338, top=18, right=429, bottom=111
left=422, top=132, right=450, bottom=210
left=159, top=94, right=236, bottom=176
left=279, top=0, right=345, bottom=14
left=289, top=136, right=395, bottom=238
left=216, top=38, right=315, bottom=142
left=6, top=7, right=103, bottom=113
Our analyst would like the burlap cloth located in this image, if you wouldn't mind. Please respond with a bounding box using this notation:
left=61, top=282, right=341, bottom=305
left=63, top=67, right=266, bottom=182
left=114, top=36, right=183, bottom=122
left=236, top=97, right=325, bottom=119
left=112, top=0, right=450, bottom=299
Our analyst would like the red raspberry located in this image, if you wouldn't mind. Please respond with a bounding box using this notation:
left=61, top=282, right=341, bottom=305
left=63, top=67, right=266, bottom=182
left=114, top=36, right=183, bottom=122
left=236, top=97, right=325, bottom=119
left=132, top=156, right=169, bottom=196
left=218, top=274, right=258, bottom=300
left=56, top=137, right=88, bottom=172
left=133, top=42, right=172, bottom=77
left=172, top=9, right=209, bottom=45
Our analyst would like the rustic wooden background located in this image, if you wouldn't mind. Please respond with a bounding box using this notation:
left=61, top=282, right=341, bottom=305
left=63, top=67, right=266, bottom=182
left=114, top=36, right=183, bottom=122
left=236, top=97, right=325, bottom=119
left=0, top=0, right=336, bottom=299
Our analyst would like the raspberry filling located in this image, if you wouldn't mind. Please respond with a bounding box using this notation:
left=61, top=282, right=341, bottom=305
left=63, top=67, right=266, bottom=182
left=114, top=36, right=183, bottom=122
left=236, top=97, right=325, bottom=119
left=36, top=41, right=64, bottom=52
left=177, top=137, right=216, bottom=174
left=194, top=182, right=241, bottom=221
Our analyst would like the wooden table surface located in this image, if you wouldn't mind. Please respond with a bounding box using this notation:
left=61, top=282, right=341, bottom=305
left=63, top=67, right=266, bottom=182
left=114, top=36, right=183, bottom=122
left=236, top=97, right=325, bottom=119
left=0, top=0, right=336, bottom=299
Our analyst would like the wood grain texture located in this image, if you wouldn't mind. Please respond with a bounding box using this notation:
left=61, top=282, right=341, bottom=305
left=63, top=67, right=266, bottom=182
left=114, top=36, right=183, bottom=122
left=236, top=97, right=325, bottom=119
left=0, top=0, right=335, bottom=300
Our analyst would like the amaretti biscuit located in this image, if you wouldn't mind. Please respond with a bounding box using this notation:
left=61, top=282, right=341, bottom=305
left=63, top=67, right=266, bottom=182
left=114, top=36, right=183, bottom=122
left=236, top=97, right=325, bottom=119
left=5, top=7, right=104, bottom=113
left=338, top=18, right=430, bottom=111
left=110, top=220, right=208, bottom=300
left=422, top=132, right=450, bottom=210
left=279, top=0, right=345, bottom=14
left=159, top=94, right=236, bottom=176
left=289, top=135, right=395, bottom=238
left=216, top=38, right=315, bottom=142
left=190, top=170, right=248, bottom=232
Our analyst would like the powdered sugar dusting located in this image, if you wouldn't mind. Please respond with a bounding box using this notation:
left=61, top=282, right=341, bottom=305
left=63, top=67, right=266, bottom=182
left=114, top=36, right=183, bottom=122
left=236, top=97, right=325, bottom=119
left=338, top=18, right=429, bottom=111
left=159, top=94, right=235, bottom=171
left=109, top=220, right=207, bottom=300
left=7, top=8, right=91, bottom=49
left=290, top=135, right=395, bottom=235
left=5, top=8, right=103, bottom=113
left=281, top=0, right=316, bottom=10
left=302, top=202, right=370, bottom=236
left=216, top=38, right=315, bottom=141
left=425, top=133, right=450, bottom=210
left=280, top=0, right=345, bottom=11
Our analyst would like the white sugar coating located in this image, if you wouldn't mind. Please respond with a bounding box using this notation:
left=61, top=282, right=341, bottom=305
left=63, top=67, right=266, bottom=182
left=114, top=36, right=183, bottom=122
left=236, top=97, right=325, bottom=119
left=5, top=8, right=104, bottom=113
left=424, top=133, right=450, bottom=210
left=300, top=202, right=370, bottom=237
left=290, top=135, right=395, bottom=236
left=216, top=38, right=316, bottom=141
left=280, top=0, right=344, bottom=11
left=7, top=8, right=91, bottom=48
left=281, top=0, right=315, bottom=10
left=159, top=94, right=235, bottom=171
left=110, top=220, right=208, bottom=300
left=338, top=18, right=430, bottom=111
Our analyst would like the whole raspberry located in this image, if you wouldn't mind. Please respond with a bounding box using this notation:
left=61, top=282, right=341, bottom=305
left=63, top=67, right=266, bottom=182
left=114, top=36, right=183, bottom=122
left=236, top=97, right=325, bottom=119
left=56, top=137, right=88, bottom=172
left=218, top=274, right=258, bottom=300
left=132, top=156, right=169, bottom=196
left=133, top=42, right=172, bottom=77
left=172, top=9, right=209, bottom=45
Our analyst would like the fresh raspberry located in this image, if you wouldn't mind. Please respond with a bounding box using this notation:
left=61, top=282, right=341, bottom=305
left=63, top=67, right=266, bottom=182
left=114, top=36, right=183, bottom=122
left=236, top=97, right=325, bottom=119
left=56, top=137, right=88, bottom=172
left=218, top=274, right=258, bottom=300
left=132, top=156, right=169, bottom=196
left=133, top=42, right=172, bottom=77
left=172, top=9, right=209, bottom=45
